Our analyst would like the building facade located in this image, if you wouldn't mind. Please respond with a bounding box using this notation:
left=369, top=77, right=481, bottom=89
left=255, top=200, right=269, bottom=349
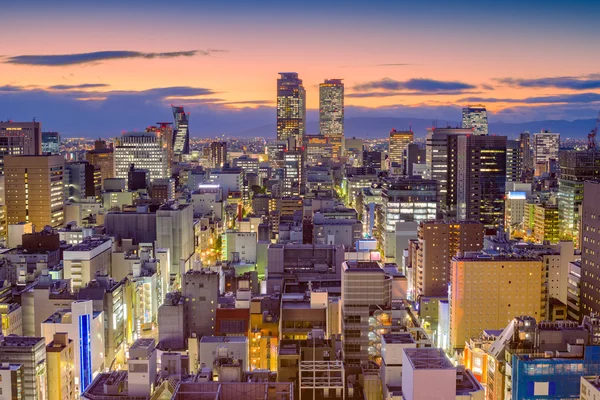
left=319, top=79, right=344, bottom=159
left=461, top=104, right=488, bottom=135
left=277, top=72, right=306, bottom=150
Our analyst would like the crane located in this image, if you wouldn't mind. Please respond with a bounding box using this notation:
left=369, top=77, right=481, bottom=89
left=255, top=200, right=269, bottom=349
left=588, top=111, right=600, bottom=150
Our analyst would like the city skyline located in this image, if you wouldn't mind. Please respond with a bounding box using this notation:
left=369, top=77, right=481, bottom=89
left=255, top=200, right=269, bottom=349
left=1, top=0, right=600, bottom=137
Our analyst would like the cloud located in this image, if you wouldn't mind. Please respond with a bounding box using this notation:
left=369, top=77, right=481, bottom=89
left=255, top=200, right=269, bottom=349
left=2, top=49, right=226, bottom=66
left=496, top=75, right=600, bottom=90
left=347, top=90, right=481, bottom=98
left=220, top=100, right=274, bottom=106
left=48, top=83, right=110, bottom=90
left=459, top=92, right=600, bottom=104
left=353, top=78, right=476, bottom=94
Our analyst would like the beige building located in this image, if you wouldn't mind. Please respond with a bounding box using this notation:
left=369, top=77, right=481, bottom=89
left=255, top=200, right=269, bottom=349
left=449, top=254, right=544, bottom=351
left=5, top=155, right=65, bottom=229
left=0, top=122, right=42, bottom=174
left=46, top=332, right=75, bottom=400
left=63, top=236, right=113, bottom=290
left=415, top=220, right=485, bottom=298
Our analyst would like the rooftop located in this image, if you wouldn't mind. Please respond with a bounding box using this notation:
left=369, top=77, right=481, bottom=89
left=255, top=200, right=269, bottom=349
left=343, top=260, right=384, bottom=271
left=66, top=235, right=111, bottom=252
left=383, top=333, right=415, bottom=345
left=0, top=335, right=45, bottom=348
left=404, top=348, right=454, bottom=370
left=199, top=336, right=247, bottom=344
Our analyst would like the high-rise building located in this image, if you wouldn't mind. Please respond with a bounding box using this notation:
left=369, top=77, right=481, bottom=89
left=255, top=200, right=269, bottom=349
left=0, top=336, right=46, bottom=400
left=403, top=143, right=426, bottom=176
left=558, top=150, right=600, bottom=244
left=210, top=141, right=227, bottom=169
left=506, top=139, right=522, bottom=183
left=277, top=72, right=306, bottom=150
left=146, top=122, right=174, bottom=168
left=520, top=132, right=533, bottom=172
left=455, top=134, right=507, bottom=228
left=461, top=104, right=488, bottom=135
left=449, top=253, right=544, bottom=351
left=581, top=181, right=600, bottom=318
left=156, top=202, right=195, bottom=281
left=341, top=261, right=391, bottom=365
left=425, top=127, right=474, bottom=213
left=283, top=150, right=305, bottom=197
left=113, top=132, right=168, bottom=185
left=5, top=155, right=65, bottom=229
left=414, top=221, right=485, bottom=298
left=304, top=134, right=333, bottom=165
left=172, top=106, right=190, bottom=157
left=86, top=140, right=114, bottom=185
left=388, top=129, right=413, bottom=172
left=42, top=131, right=61, bottom=154
left=64, top=161, right=99, bottom=202
left=533, top=203, right=560, bottom=244
left=46, top=332, right=75, bottom=400
left=62, top=236, right=113, bottom=291
left=0, top=121, right=42, bottom=174
left=319, top=79, right=344, bottom=159
left=533, top=130, right=560, bottom=165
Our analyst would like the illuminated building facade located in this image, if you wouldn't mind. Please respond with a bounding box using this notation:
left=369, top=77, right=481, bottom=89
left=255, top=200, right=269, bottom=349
left=533, top=203, right=560, bottom=244
left=319, top=79, right=344, bottom=159
left=533, top=130, right=560, bottom=165
left=0, top=121, right=42, bottom=174
left=146, top=122, right=174, bottom=168
left=4, top=155, right=64, bottom=228
left=283, top=150, right=305, bottom=196
left=210, top=141, right=228, bottom=169
left=388, top=129, right=413, bottom=172
left=42, top=131, right=61, bottom=154
left=172, top=105, right=190, bottom=157
left=461, top=104, right=488, bottom=135
left=277, top=72, right=306, bottom=150
left=113, top=132, right=168, bottom=185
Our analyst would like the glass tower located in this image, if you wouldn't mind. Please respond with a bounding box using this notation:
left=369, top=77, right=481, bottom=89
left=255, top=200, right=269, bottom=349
left=461, top=104, right=489, bottom=135
left=172, top=106, right=190, bottom=157
left=319, top=79, right=344, bottom=159
left=277, top=72, right=306, bottom=150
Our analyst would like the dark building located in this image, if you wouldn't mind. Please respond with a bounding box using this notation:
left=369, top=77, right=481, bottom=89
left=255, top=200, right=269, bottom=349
left=454, top=135, right=507, bottom=228
left=172, top=105, right=190, bottom=157
left=580, top=180, right=600, bottom=319
left=41, top=131, right=60, bottom=154
left=127, top=165, right=149, bottom=191
left=362, top=151, right=384, bottom=171
left=506, top=139, right=522, bottom=183
left=403, top=143, right=425, bottom=176
left=210, top=141, right=228, bottom=169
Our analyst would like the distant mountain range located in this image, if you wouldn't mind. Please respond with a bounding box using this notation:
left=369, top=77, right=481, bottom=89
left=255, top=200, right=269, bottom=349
left=237, top=117, right=597, bottom=139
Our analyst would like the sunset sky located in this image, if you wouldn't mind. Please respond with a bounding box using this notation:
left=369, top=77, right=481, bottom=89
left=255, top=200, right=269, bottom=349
left=2, top=0, right=600, bottom=137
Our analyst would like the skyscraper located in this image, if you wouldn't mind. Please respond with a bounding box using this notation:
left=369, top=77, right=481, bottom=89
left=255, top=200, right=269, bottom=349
left=533, top=130, right=560, bottom=165
left=0, top=121, right=42, bottom=174
left=146, top=122, right=174, bottom=168
left=519, top=131, right=533, bottom=171
left=210, top=141, right=227, bottom=169
left=388, top=129, right=413, bottom=172
left=461, top=104, right=488, bottom=135
left=5, top=155, right=65, bottom=229
left=172, top=106, right=190, bottom=158
left=506, top=139, right=522, bottom=183
left=456, top=135, right=507, bottom=228
left=283, top=150, right=305, bottom=197
left=580, top=180, right=600, bottom=317
left=277, top=72, right=306, bottom=150
left=113, top=132, right=168, bottom=185
left=319, top=79, right=344, bottom=159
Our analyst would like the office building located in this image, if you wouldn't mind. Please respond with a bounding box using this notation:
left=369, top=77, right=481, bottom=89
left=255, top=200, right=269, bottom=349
left=581, top=181, right=600, bottom=317
left=0, top=121, right=42, bottom=174
left=182, top=269, right=220, bottom=339
left=64, top=161, right=99, bottom=202
left=5, top=154, right=65, bottom=228
left=362, top=150, right=384, bottom=171
left=283, top=149, right=304, bottom=196
left=172, top=105, right=190, bottom=157
left=533, top=130, right=560, bottom=165
left=304, top=134, right=333, bottom=165
left=63, top=236, right=113, bottom=290
left=520, top=131, right=533, bottom=172
left=404, top=143, right=426, bottom=176
left=145, top=122, right=174, bottom=168
left=127, top=339, right=157, bottom=398
left=232, top=154, right=258, bottom=175
left=0, top=364, right=24, bottom=400
left=85, top=140, right=114, bottom=184
left=113, top=132, right=168, bottom=185
left=277, top=72, right=306, bottom=150
left=319, top=79, right=344, bottom=159
left=156, top=202, right=194, bottom=280
left=0, top=303, right=23, bottom=336
left=0, top=336, right=46, bottom=400
left=505, top=191, right=528, bottom=238
left=461, top=104, right=488, bottom=135
left=46, top=332, right=75, bottom=400
left=506, top=139, right=522, bottom=183
left=341, top=261, right=392, bottom=365
left=533, top=203, right=560, bottom=244
left=449, top=253, right=544, bottom=351
left=42, top=131, right=61, bottom=154
left=388, top=129, right=413, bottom=172
left=558, top=150, right=600, bottom=244
left=414, top=221, right=485, bottom=298
left=425, top=127, right=473, bottom=213
left=210, top=141, right=227, bottom=169
left=41, top=300, right=104, bottom=395
left=456, top=134, right=507, bottom=228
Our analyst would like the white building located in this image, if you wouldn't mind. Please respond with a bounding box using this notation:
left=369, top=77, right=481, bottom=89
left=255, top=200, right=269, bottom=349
left=63, top=236, right=113, bottom=290
left=533, top=130, right=560, bottom=165
left=127, top=339, right=157, bottom=398
left=222, top=231, right=257, bottom=263
left=207, top=169, right=243, bottom=197
left=191, top=185, right=223, bottom=218
left=41, top=300, right=105, bottom=395
left=113, top=132, right=168, bottom=185
left=156, top=202, right=195, bottom=281
left=199, top=336, right=249, bottom=372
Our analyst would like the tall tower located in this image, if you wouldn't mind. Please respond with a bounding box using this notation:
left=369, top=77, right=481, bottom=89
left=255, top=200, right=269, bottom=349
left=461, top=104, right=488, bottom=135
left=319, top=79, right=344, bottom=159
left=277, top=73, right=306, bottom=150
left=172, top=106, right=190, bottom=158
left=388, top=129, right=413, bottom=172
